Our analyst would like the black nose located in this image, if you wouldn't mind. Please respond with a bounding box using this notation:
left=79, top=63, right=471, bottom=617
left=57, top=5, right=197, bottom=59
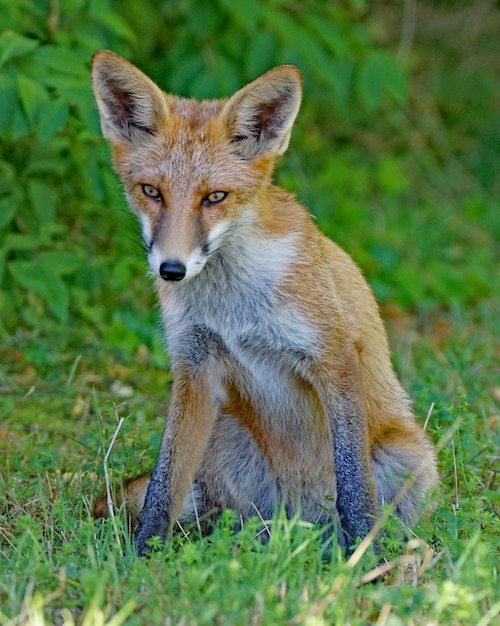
left=159, top=261, right=187, bottom=282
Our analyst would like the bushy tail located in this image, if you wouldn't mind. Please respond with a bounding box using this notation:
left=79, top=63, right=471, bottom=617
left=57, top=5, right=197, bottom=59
left=93, top=473, right=151, bottom=528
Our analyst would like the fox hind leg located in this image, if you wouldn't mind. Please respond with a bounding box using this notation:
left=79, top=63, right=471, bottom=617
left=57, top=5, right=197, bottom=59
left=195, top=413, right=282, bottom=522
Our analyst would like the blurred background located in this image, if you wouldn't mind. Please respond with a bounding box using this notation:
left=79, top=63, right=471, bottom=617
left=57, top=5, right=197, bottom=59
left=1, top=0, right=499, bottom=418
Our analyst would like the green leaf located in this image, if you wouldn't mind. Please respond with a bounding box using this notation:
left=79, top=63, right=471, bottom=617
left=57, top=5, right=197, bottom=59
left=358, top=55, right=383, bottom=111
left=220, top=0, right=260, bottom=31
left=38, top=98, right=70, bottom=142
left=17, top=74, right=49, bottom=124
left=0, top=74, right=19, bottom=138
left=30, top=45, right=88, bottom=76
left=11, top=105, right=29, bottom=139
left=3, top=232, right=40, bottom=252
left=262, top=7, right=336, bottom=87
left=9, top=260, right=69, bottom=321
left=38, top=251, right=82, bottom=276
left=0, top=31, right=39, bottom=67
left=0, top=159, right=16, bottom=195
left=186, top=2, right=220, bottom=37
left=303, top=15, right=349, bottom=58
left=383, top=59, right=407, bottom=106
left=0, top=195, right=19, bottom=229
left=88, top=4, right=137, bottom=42
left=28, top=179, right=58, bottom=224
left=357, top=52, right=407, bottom=111
left=246, top=31, right=278, bottom=78
left=0, top=250, right=4, bottom=286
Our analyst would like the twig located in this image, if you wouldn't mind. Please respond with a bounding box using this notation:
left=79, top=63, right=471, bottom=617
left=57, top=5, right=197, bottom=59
left=360, top=551, right=425, bottom=585
left=102, top=413, right=126, bottom=557
left=191, top=479, right=202, bottom=536
left=175, top=521, right=191, bottom=543
left=48, top=0, right=60, bottom=39
left=442, top=445, right=490, bottom=480
left=376, top=603, right=392, bottom=626
left=477, top=600, right=500, bottom=626
left=251, top=501, right=272, bottom=540
left=65, top=354, right=82, bottom=389
left=397, top=0, right=417, bottom=64
left=451, top=439, right=459, bottom=514
left=423, top=401, right=435, bottom=431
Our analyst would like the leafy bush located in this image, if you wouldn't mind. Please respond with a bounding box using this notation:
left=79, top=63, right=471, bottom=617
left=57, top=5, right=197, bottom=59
left=0, top=1, right=131, bottom=326
left=1, top=4, right=499, bottom=624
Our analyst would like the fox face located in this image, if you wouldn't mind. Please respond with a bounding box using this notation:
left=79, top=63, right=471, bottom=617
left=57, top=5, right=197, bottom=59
left=92, top=52, right=302, bottom=283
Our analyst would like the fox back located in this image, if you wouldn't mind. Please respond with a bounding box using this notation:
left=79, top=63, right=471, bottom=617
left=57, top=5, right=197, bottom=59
left=92, top=51, right=437, bottom=555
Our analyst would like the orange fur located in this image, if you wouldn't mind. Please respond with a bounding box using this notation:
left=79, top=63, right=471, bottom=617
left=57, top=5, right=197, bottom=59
left=91, top=51, right=437, bottom=554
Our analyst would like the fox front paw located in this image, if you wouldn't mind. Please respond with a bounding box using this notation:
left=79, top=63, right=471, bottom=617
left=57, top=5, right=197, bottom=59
left=134, top=530, right=166, bottom=556
left=134, top=515, right=170, bottom=556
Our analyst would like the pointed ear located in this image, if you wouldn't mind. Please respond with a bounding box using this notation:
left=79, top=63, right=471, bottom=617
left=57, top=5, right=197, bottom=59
left=222, top=65, right=302, bottom=160
left=91, top=50, right=167, bottom=143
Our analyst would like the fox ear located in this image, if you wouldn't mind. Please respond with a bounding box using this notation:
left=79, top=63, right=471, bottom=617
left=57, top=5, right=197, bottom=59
left=222, top=65, right=302, bottom=160
left=91, top=50, right=167, bottom=143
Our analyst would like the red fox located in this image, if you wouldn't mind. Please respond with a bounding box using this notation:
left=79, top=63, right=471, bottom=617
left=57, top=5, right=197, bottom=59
left=91, top=50, right=437, bottom=556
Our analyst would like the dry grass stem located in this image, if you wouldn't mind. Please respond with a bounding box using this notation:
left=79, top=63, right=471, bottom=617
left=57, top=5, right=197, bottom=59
left=102, top=411, right=126, bottom=557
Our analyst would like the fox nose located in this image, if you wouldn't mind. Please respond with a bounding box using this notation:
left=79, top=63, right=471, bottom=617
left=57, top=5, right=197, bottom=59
left=159, top=260, right=186, bottom=282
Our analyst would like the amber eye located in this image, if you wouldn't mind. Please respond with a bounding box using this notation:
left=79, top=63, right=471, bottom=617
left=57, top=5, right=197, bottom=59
left=142, top=184, right=162, bottom=201
left=203, top=191, right=228, bottom=205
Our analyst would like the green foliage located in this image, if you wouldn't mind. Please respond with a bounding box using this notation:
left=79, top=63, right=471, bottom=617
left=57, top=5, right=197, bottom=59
left=0, top=0, right=139, bottom=327
left=1, top=417, right=499, bottom=626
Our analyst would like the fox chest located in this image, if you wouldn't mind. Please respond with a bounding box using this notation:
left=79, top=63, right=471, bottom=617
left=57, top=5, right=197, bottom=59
left=168, top=290, right=321, bottom=414
left=212, top=306, right=333, bottom=477
left=163, top=284, right=334, bottom=475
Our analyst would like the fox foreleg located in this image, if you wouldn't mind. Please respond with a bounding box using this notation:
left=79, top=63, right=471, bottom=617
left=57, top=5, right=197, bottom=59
left=135, top=366, right=219, bottom=556
left=313, top=351, right=377, bottom=551
left=329, top=394, right=376, bottom=549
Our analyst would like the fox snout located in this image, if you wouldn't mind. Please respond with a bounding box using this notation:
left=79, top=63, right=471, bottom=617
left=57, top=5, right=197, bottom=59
left=151, top=251, right=204, bottom=283
left=148, top=217, right=232, bottom=283
left=149, top=244, right=208, bottom=283
left=145, top=213, right=207, bottom=283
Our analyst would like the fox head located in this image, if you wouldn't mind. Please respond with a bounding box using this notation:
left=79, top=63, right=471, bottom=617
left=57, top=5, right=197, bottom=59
left=91, top=51, right=302, bottom=282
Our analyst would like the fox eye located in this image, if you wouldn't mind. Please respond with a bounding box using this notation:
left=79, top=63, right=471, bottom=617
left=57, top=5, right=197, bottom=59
left=142, top=184, right=162, bottom=201
left=203, top=191, right=228, bottom=205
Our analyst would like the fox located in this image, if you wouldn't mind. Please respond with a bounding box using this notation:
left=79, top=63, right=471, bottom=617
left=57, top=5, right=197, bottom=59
left=91, top=50, right=437, bottom=556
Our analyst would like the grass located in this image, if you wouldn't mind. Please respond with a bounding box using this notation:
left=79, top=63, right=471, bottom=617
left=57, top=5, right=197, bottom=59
left=2, top=143, right=500, bottom=623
